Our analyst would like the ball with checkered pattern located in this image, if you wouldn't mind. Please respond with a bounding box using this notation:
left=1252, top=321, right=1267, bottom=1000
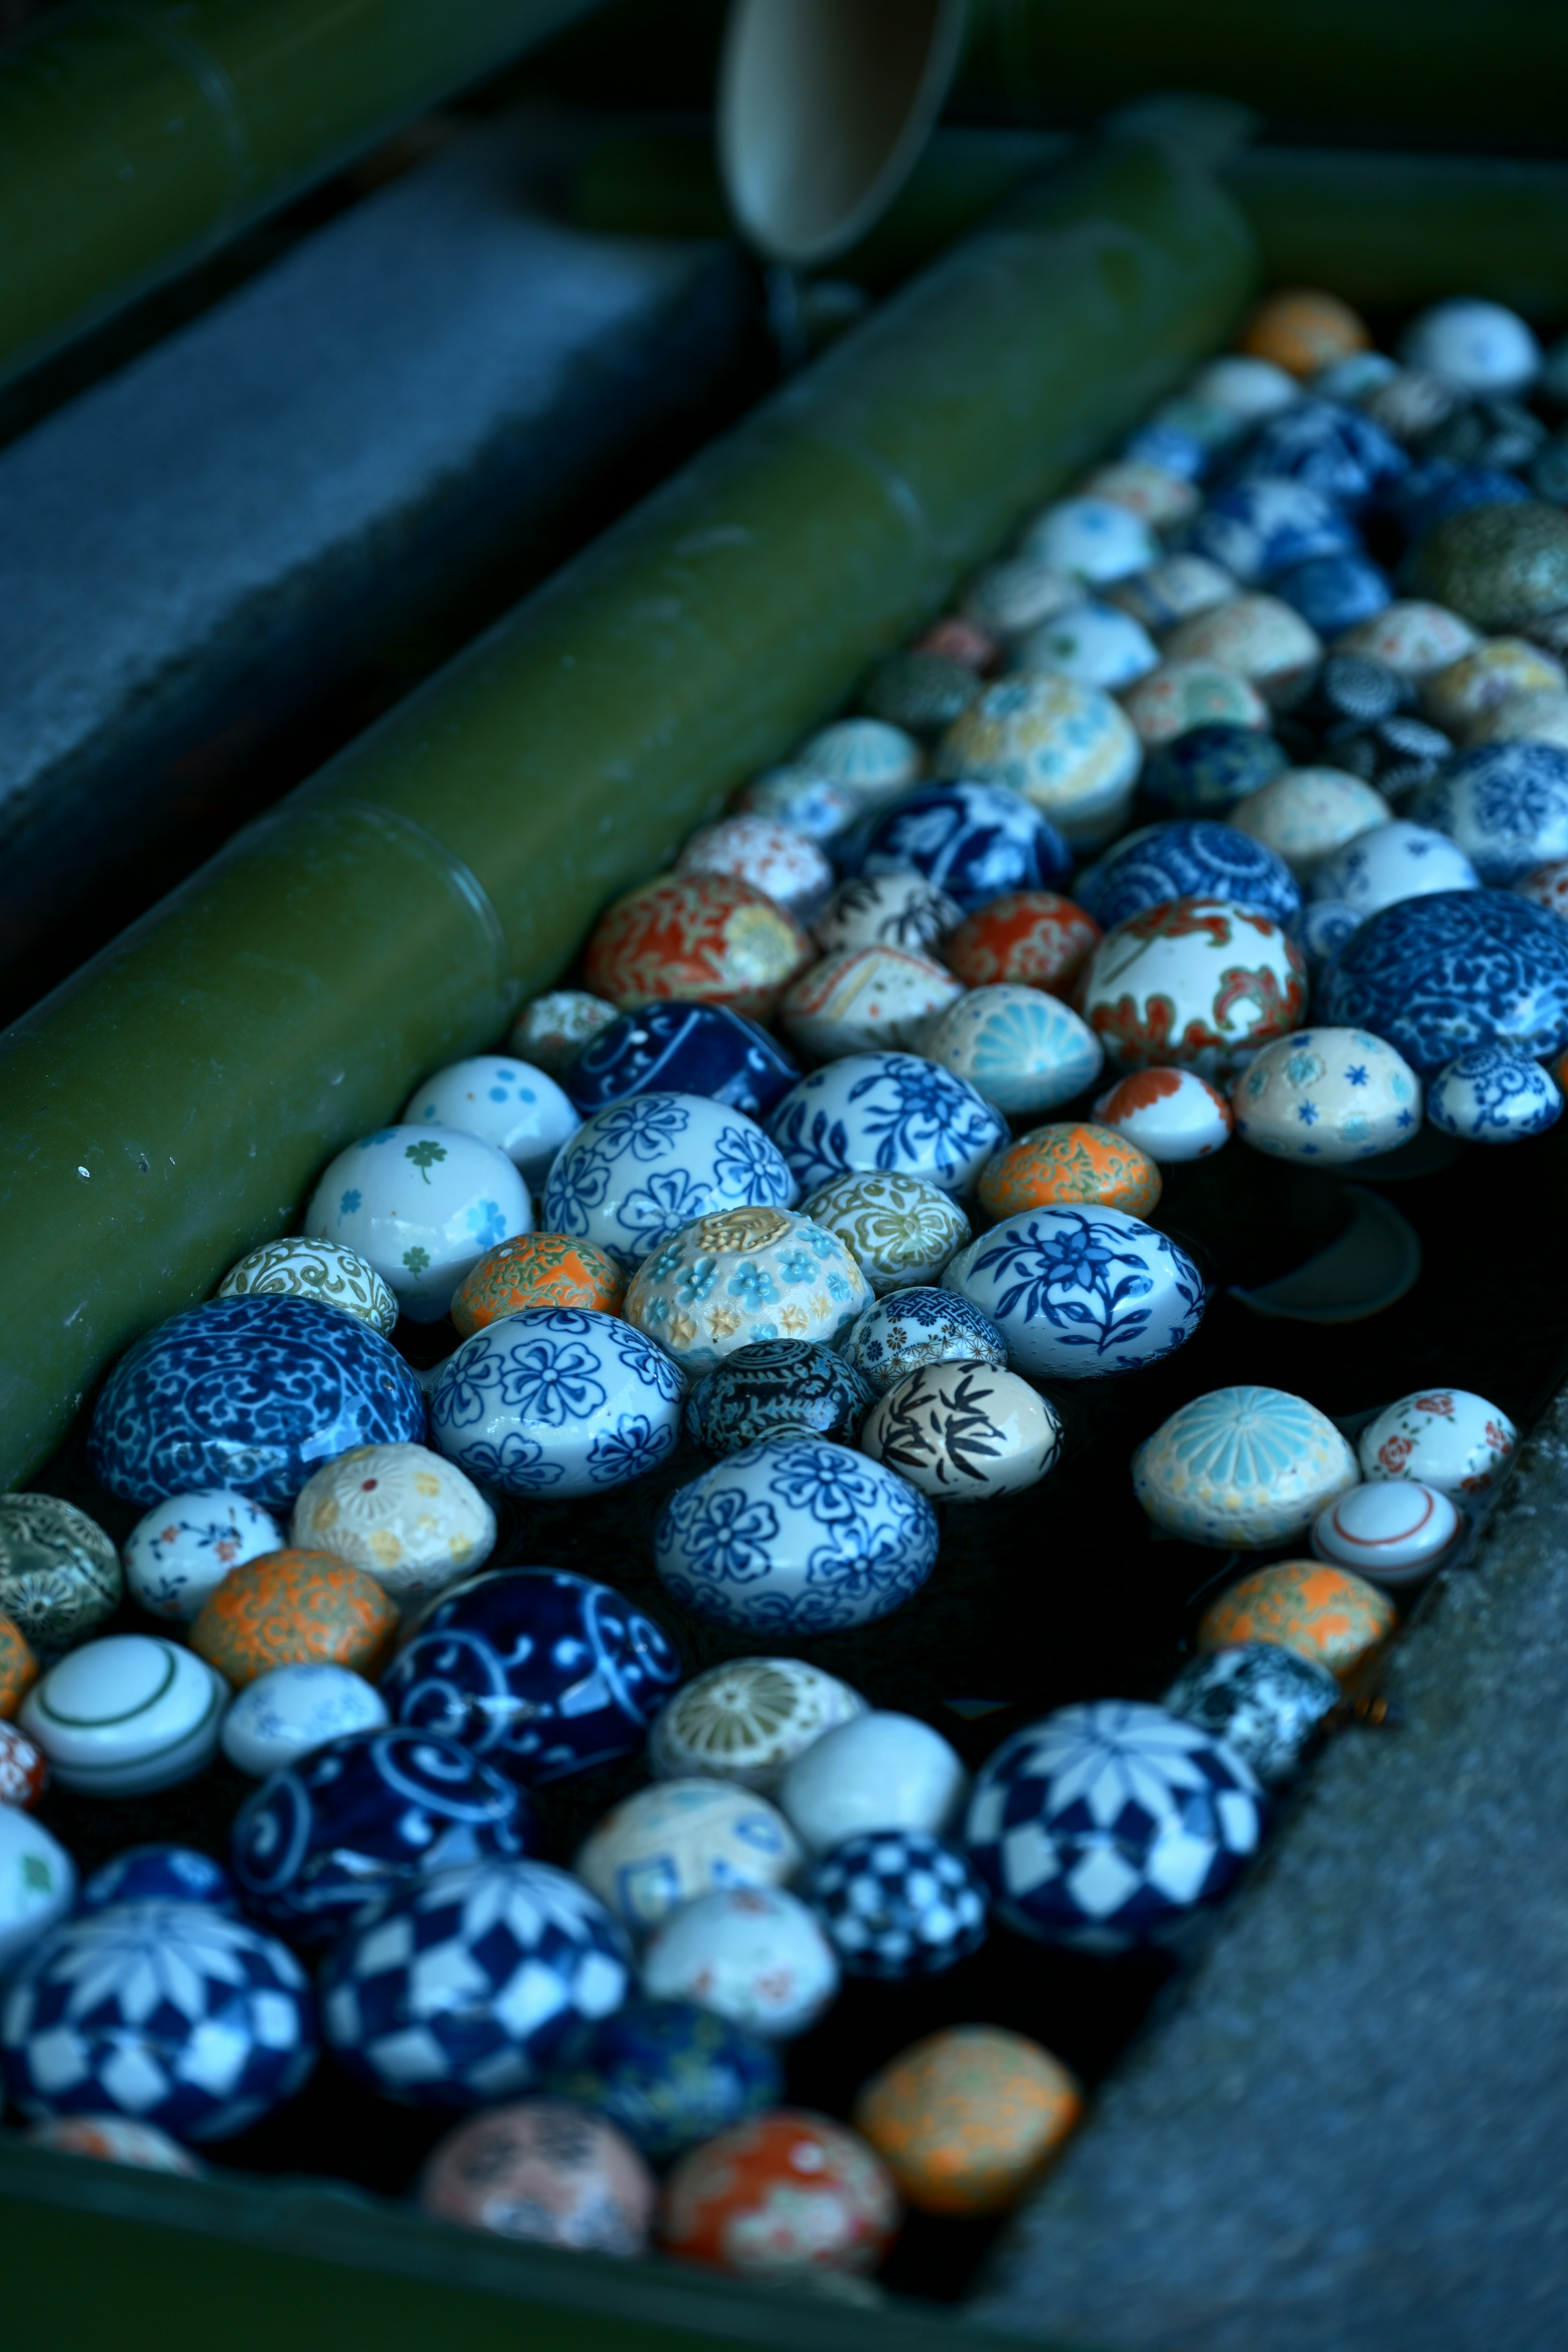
left=805, top=1832, right=988, bottom=1978
left=321, top=1859, right=633, bottom=2109
left=962, top=1702, right=1266, bottom=1953
left=0, top=1900, right=317, bottom=2141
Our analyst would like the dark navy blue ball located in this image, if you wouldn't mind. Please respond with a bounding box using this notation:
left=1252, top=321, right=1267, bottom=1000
left=1226, top=398, right=1407, bottom=511
left=546, top=1997, right=782, bottom=2158
left=1390, top=462, right=1530, bottom=541
left=88, top=1294, right=427, bottom=1511
left=565, top=1001, right=800, bottom=1124
left=1321, top=889, right=1568, bottom=1073
left=854, top=780, right=1072, bottom=909
left=685, top=1340, right=875, bottom=1457
left=1140, top=724, right=1287, bottom=816
left=806, top=1831, right=988, bottom=1978
left=1076, top=821, right=1301, bottom=932
left=81, top=1845, right=238, bottom=1913
left=1271, top=553, right=1392, bottom=636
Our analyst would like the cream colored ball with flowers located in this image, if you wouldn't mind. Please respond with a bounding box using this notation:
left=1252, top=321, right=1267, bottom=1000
left=290, top=1443, right=496, bottom=1604
left=624, top=1206, right=867, bottom=1376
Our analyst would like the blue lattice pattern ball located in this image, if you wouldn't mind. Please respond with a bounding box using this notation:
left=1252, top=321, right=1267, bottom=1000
left=545, top=1996, right=782, bottom=2159
left=806, top=1831, right=988, bottom=1978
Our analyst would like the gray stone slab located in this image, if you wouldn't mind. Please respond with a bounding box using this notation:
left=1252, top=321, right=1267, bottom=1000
left=974, top=1389, right=1568, bottom=2350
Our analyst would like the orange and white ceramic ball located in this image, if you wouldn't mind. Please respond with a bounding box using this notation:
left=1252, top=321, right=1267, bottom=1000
left=0, top=1614, right=36, bottom=1719
left=661, top=2110, right=899, bottom=2277
left=1239, top=290, right=1372, bottom=378
left=583, top=873, right=811, bottom=1022
left=976, top=1121, right=1162, bottom=1222
left=853, top=2026, right=1082, bottom=2216
left=451, top=1232, right=626, bottom=1336
left=942, top=890, right=1101, bottom=995
left=421, top=2100, right=655, bottom=2257
left=189, top=1549, right=399, bottom=1686
left=1198, top=1561, right=1396, bottom=1683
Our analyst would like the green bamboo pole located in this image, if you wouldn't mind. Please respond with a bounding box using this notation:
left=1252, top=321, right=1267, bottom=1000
left=0, top=129, right=1257, bottom=1490
left=0, top=0, right=608, bottom=388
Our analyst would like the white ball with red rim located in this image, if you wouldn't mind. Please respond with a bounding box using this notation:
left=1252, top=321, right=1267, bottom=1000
left=1310, top=1479, right=1461, bottom=1584
left=1093, top=1067, right=1233, bottom=1161
left=1356, top=1389, right=1517, bottom=1498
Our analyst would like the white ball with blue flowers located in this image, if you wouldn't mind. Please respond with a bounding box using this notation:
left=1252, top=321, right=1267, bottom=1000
left=944, top=1207, right=1204, bottom=1379
left=429, top=1307, right=685, bottom=1497
left=655, top=1437, right=938, bottom=1636
left=768, top=1052, right=1008, bottom=1199
left=1426, top=1045, right=1564, bottom=1144
left=624, top=1207, right=867, bottom=1376
left=306, top=1125, right=532, bottom=1323
left=1309, top=820, right=1479, bottom=918
left=543, top=1092, right=796, bottom=1273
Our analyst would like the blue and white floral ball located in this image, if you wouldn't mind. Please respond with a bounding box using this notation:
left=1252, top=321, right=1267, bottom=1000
left=1310, top=818, right=1479, bottom=917
left=655, top=1437, right=938, bottom=1637
left=543, top=1092, right=796, bottom=1273
left=623, top=1207, right=866, bottom=1377
left=1075, top=820, right=1301, bottom=931
left=944, top=1207, right=1204, bottom=1380
left=1425, top=1045, right=1564, bottom=1143
left=768, top=1052, right=1009, bottom=1198
left=963, top=1701, right=1266, bottom=1952
left=1410, top=742, right=1568, bottom=884
left=1227, top=397, right=1407, bottom=510
left=805, top=1831, right=988, bottom=1978
left=428, top=1307, right=684, bottom=1497
left=80, top=1845, right=238, bottom=1913
left=1179, top=477, right=1359, bottom=583
left=841, top=1287, right=1007, bottom=1399
left=854, top=779, right=1072, bottom=909
left=564, top=1002, right=800, bottom=1126
left=1320, top=889, right=1568, bottom=1073
left=1, top=1900, right=317, bottom=2140
left=321, top=1859, right=632, bottom=2109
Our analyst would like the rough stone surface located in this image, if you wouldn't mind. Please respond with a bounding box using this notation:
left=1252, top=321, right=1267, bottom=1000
left=976, top=1383, right=1568, bottom=2350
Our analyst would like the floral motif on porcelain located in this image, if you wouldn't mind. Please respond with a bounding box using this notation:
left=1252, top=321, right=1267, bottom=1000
left=0, top=1495, right=122, bottom=1651
left=430, top=1306, right=684, bottom=1497
left=546, top=1996, right=782, bottom=2160
left=946, top=1205, right=1202, bottom=1379
left=1179, top=477, right=1358, bottom=583
left=940, top=890, right=1100, bottom=994
left=975, top=1121, right=1161, bottom=1221
left=800, top=1169, right=969, bottom=1296
left=648, top=1657, right=865, bottom=1793
left=190, top=1550, right=399, bottom=1688
left=1091, top=1067, right=1233, bottom=1162
left=735, top=765, right=859, bottom=844
left=0, top=1720, right=47, bottom=1809
left=780, top=945, right=962, bottom=1061
left=1198, top=1562, right=1395, bottom=1682
left=122, top=1488, right=282, bottom=1622
left=1232, top=768, right=1392, bottom=877
left=0, top=1809, right=74, bottom=1971
left=660, top=2107, right=897, bottom=2276
left=624, top=1209, right=865, bottom=1377
left=543, top=1091, right=796, bottom=1272
left=1076, top=820, right=1301, bottom=931
left=217, top=1237, right=398, bottom=1334
left=1077, top=895, right=1307, bottom=1077
left=1018, top=496, right=1159, bottom=583
left=419, top=2100, right=654, bottom=2256
left=795, top=718, right=921, bottom=804
left=937, top=673, right=1140, bottom=842
left=583, top=873, right=811, bottom=1020
left=675, top=815, right=834, bottom=922
left=290, top=1442, right=495, bottom=1602
left=1229, top=398, right=1406, bottom=510
left=1425, top=1044, right=1562, bottom=1142
left=1320, top=888, right=1568, bottom=1073
left=1310, top=818, right=1479, bottom=915
left=1356, top=1388, right=1516, bottom=1497
left=858, top=780, right=1074, bottom=909
left=813, top=871, right=962, bottom=960
left=1120, top=661, right=1270, bottom=746
left=1133, top=1385, right=1359, bottom=1547
left=840, top=1287, right=1007, bottom=1397
left=221, top=1662, right=389, bottom=1777
left=304, top=1124, right=533, bottom=1325
left=507, top=989, right=619, bottom=1078
left=684, top=1340, right=873, bottom=1457
left=1230, top=1027, right=1421, bottom=1163
left=922, top=985, right=1105, bottom=1116
left=450, top=1233, right=626, bottom=1336
left=1411, top=742, right=1568, bottom=883
left=853, top=2024, right=1081, bottom=2217
left=403, top=1058, right=580, bottom=1192
left=640, top=1889, right=840, bottom=2043
left=767, top=1051, right=1008, bottom=1197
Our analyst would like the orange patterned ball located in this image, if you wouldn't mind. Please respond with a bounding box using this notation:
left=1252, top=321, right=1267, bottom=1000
left=190, top=1548, right=399, bottom=1686
left=583, top=873, right=811, bottom=1021
left=853, top=2026, right=1081, bottom=2216
left=1238, top=289, right=1371, bottom=378
left=942, top=891, right=1101, bottom=996
left=976, top=1121, right=1162, bottom=1222
left=1198, top=1561, right=1395, bottom=1683
left=661, top=2110, right=898, bottom=2276
left=0, top=1613, right=36, bottom=1719
left=452, top=1233, right=626, bottom=1337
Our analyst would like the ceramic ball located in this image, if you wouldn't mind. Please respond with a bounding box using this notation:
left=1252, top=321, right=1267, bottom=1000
left=840, top=1287, right=1007, bottom=1397
left=1357, top=1388, right=1516, bottom=1497
left=1077, top=897, right=1306, bottom=1077
left=123, top=1490, right=283, bottom=1623
left=1180, top=479, right=1357, bottom=586
left=1163, top=594, right=1323, bottom=706
left=1419, top=639, right=1566, bottom=740
left=659, top=2110, right=898, bottom=2275
left=648, top=1657, right=865, bottom=1794
left=290, top=1443, right=494, bottom=1604
left=676, top=815, right=835, bottom=923
left=1107, top=553, right=1236, bottom=634
left=855, top=778, right=1072, bottom=906
left=963, top=553, right=1077, bottom=638
left=1191, top=354, right=1301, bottom=416
left=1162, top=1642, right=1341, bottom=1786
left=859, top=1361, right=1062, bottom=1505
left=544, top=1091, right=796, bottom=1274
left=1133, top=1385, right=1359, bottom=1548
left=813, top=871, right=963, bottom=960
left=189, top=1548, right=399, bottom=1687
left=1075, top=461, right=1198, bottom=530
left=1411, top=742, right=1568, bottom=883
left=546, top=1998, right=782, bottom=2160
left=0, top=1809, right=75, bottom=1970
left=683, top=1341, right=874, bottom=1457
left=624, top=1206, right=865, bottom=1376
left=976, top=1122, right=1163, bottom=1221
left=801, top=1170, right=970, bottom=1297
left=79, top=1846, right=236, bottom=1913
left=304, top=1124, right=532, bottom=1324
left=795, top=718, right=922, bottom=805
left=508, top=990, right=619, bottom=1077
left=1138, top=724, right=1286, bottom=818
left=1019, top=496, right=1159, bottom=584
left=1319, top=889, right=1568, bottom=1073
left=940, top=890, right=1100, bottom=995
left=862, top=647, right=982, bottom=737
left=1399, top=298, right=1541, bottom=396
left=1230, top=1027, right=1421, bottom=1163
left=805, top=1831, right=988, bottom=1978
left=574, top=1780, right=802, bottom=1937
left=221, top=1662, right=389, bottom=1777
left=1077, top=819, right=1301, bottom=932
left=779, top=945, right=963, bottom=1061
left=767, top=1052, right=1009, bottom=1198
left=450, top=1233, right=626, bottom=1336
left=1197, top=1562, right=1395, bottom=1682
left=0, top=1495, right=120, bottom=1653
left=1091, top=1067, right=1233, bottom=1161
left=582, top=873, right=811, bottom=1020
left=420, top=2100, right=655, bottom=2256
left=1310, top=1479, right=1461, bottom=1586
left=0, top=1616, right=36, bottom=1720
left=1231, top=768, right=1393, bottom=878
left=21, top=1635, right=225, bottom=1795
left=216, top=1237, right=397, bottom=1334
left=735, top=766, right=858, bottom=844
left=945, top=1207, right=1203, bottom=1380
left=1014, top=598, right=1158, bottom=688
left=921, top=987, right=1104, bottom=1117
left=938, top=671, right=1141, bottom=846
left=429, top=1305, right=685, bottom=1497
left=1336, top=601, right=1478, bottom=677
left=26, top=2117, right=203, bottom=2175
left=0, top=1719, right=47, bottom=1809
left=779, top=1711, right=967, bottom=1855
left=401, top=1058, right=580, bottom=1192
left=564, top=1000, right=802, bottom=1126
left=1408, top=502, right=1568, bottom=635
left=1426, top=1045, right=1563, bottom=1141
left=1239, top=290, right=1370, bottom=378
left=1309, top=818, right=1479, bottom=915
left=853, top=2026, right=1081, bottom=2215
left=641, top=1888, right=839, bottom=2040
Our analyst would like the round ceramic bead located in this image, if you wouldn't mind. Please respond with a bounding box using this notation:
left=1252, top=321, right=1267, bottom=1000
left=963, top=555, right=1078, bottom=638
left=1419, top=641, right=1567, bottom=740
left=575, top=1781, right=802, bottom=1938
left=914, top=613, right=1000, bottom=671
left=402, top=1059, right=580, bottom=1192
left=1239, top=291, right=1370, bottom=378
left=1309, top=818, right=1480, bottom=916
left=1139, top=722, right=1287, bottom=817
left=582, top=873, right=811, bottom=1020
left=1357, top=1388, right=1516, bottom=1497
left=1077, top=819, right=1301, bottom=931
left=1336, top=601, right=1479, bottom=677
left=1272, top=552, right=1392, bottom=636
left=806, top=1831, right=987, bottom=1977
left=1300, top=900, right=1364, bottom=971
left=1163, top=595, right=1322, bottom=706
left=813, top=871, right=962, bottom=959
left=1316, top=347, right=1399, bottom=400
left=508, top=990, right=619, bottom=1077
left=1075, top=461, right=1198, bottom=531
left=1361, top=366, right=1464, bottom=442
left=938, top=673, right=1141, bottom=845
left=767, top=1052, right=1009, bottom=1198
left=1412, top=742, right=1568, bottom=883
left=1229, top=1027, right=1422, bottom=1163
left=641, top=1889, right=839, bottom=2040
left=0, top=1719, right=47, bottom=1807
left=26, top=2116, right=203, bottom=2174
left=0, top=1809, right=74, bottom=1967
left=1092, top=1068, right=1233, bottom=1162
left=321, top=1859, right=632, bottom=2107
left=1409, top=503, right=1568, bottom=636
left=1320, top=889, right=1568, bottom=1072
left=1426, top=1045, right=1563, bottom=1141
left=305, top=1125, right=532, bottom=1323
left=660, top=2110, right=898, bottom=2275
left=623, top=1207, right=865, bottom=1377
left=1120, top=662, right=1271, bottom=746
left=80, top=1846, right=237, bottom=1911
left=1182, top=479, right=1359, bottom=588
left=801, top=1171, right=970, bottom=1296
left=921, top=986, right=1104, bottom=1117
left=1516, top=858, right=1568, bottom=918
left=940, top=891, right=1100, bottom=994
left=855, top=2027, right=1080, bottom=2220
left=1107, top=553, right=1236, bottom=633
left=963, top=1702, right=1266, bottom=1951
left=1078, top=897, right=1307, bottom=1077
left=91, top=1299, right=428, bottom=1513
left=677, top=816, right=834, bottom=923
left=779, top=1712, right=966, bottom=1854
left=231, top=1727, right=537, bottom=1942
left=220, top=1662, right=388, bottom=1776
left=795, top=719, right=921, bottom=806
left=420, top=2100, right=654, bottom=2255
left=654, top=1437, right=938, bottom=1637
left=779, top=946, right=963, bottom=1061
left=546, top=1997, right=782, bottom=2159
left=976, top=1122, right=1162, bottom=1221
left=840, top=1287, right=1007, bottom=1397
left=290, top=1443, right=494, bottom=1604
left=1230, top=401, right=1405, bottom=512
left=1019, top=496, right=1159, bottom=584
left=1134, top=1385, right=1359, bottom=1548
left=1162, top=1643, right=1341, bottom=1786
left=735, top=766, right=859, bottom=844
left=857, top=777, right=1073, bottom=905
left=217, top=1238, right=397, bottom=1334
left=21, top=1636, right=225, bottom=1795
left=0, top=1615, right=36, bottom=1719
left=1231, top=768, right=1393, bottom=878
left=1, top=1900, right=316, bottom=2138
left=862, top=648, right=982, bottom=738
left=648, top=1658, right=865, bottom=1794
left=947, top=1207, right=1203, bottom=1380
left=1400, top=299, right=1541, bottom=395
left=122, top=1490, right=283, bottom=1624
left=859, top=1362, right=1061, bottom=1505
left=1310, top=1479, right=1461, bottom=1586
left=0, top=1495, right=120, bottom=1653
left=1015, top=599, right=1158, bottom=688
left=1122, top=415, right=1216, bottom=477
left=1198, top=1562, right=1395, bottom=1681
left=1469, top=689, right=1568, bottom=751
left=383, top=1567, right=679, bottom=1783
left=189, top=1548, right=399, bottom=1687
left=450, top=1233, right=626, bottom=1337
left=543, top=1092, right=796, bottom=1274
left=1192, top=353, right=1303, bottom=415
left=684, top=1342, right=875, bottom=1456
